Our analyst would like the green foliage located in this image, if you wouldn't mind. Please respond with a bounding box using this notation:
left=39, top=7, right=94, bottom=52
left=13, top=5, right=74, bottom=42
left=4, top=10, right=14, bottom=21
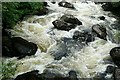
left=111, top=2, right=120, bottom=7
left=2, top=2, right=44, bottom=29
left=115, top=31, right=120, bottom=43
left=0, top=60, right=18, bottom=79
left=110, top=2, right=120, bottom=17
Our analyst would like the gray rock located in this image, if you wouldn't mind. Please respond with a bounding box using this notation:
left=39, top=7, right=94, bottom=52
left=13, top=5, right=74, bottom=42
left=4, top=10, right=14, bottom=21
left=48, top=37, right=84, bottom=60
left=58, top=2, right=75, bottom=9
left=73, top=30, right=95, bottom=43
left=60, top=14, right=82, bottom=25
left=52, top=19, right=76, bottom=31
left=92, top=24, right=107, bottom=40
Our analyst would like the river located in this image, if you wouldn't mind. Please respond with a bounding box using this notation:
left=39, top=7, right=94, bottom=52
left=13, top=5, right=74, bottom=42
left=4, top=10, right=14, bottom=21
left=2, top=1, right=120, bottom=79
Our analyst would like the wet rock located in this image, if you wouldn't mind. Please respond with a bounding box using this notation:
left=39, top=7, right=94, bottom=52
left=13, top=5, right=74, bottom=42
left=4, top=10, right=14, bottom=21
left=15, top=69, right=67, bottom=80
left=68, top=70, right=78, bottom=80
left=99, top=16, right=105, bottom=20
left=110, top=47, right=120, bottom=67
left=58, top=2, right=75, bottom=9
left=92, top=24, right=107, bottom=40
left=2, top=37, right=37, bottom=59
left=11, top=37, right=37, bottom=58
left=110, top=22, right=120, bottom=30
left=94, top=73, right=107, bottom=80
left=105, top=65, right=115, bottom=74
left=48, top=37, right=84, bottom=60
left=41, top=69, right=65, bottom=80
left=48, top=38, right=68, bottom=60
left=60, top=14, right=82, bottom=25
left=52, top=19, right=76, bottom=31
left=113, top=68, right=120, bottom=80
left=2, top=36, right=13, bottom=57
left=43, top=2, right=48, bottom=6
left=36, top=8, right=50, bottom=16
left=102, top=3, right=113, bottom=11
left=73, top=31, right=94, bottom=43
left=15, top=70, right=40, bottom=80
left=51, top=2, right=56, bottom=4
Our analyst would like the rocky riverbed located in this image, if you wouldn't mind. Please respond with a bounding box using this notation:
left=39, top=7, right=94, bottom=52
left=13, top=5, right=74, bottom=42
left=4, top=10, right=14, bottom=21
left=1, top=1, right=120, bottom=80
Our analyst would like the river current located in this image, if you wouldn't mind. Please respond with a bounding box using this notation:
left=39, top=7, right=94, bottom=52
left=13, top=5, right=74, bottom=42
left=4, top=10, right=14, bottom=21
left=2, top=0, right=120, bottom=79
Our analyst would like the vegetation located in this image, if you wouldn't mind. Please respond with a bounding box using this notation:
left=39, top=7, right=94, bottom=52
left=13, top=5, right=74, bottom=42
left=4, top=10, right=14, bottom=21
left=0, top=60, right=19, bottom=79
left=2, top=2, right=44, bottom=29
left=102, top=2, right=120, bottom=17
left=115, top=31, right=120, bottom=44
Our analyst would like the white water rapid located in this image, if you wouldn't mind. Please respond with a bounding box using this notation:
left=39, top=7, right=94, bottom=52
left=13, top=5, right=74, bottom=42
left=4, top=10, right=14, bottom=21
left=2, top=0, right=120, bottom=79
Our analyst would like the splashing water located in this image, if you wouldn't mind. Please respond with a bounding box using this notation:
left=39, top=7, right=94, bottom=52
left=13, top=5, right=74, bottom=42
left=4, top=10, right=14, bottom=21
left=3, top=0, right=119, bottom=79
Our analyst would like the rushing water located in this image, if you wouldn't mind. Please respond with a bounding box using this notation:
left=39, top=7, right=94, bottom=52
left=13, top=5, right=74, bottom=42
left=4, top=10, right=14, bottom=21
left=2, top=1, right=120, bottom=79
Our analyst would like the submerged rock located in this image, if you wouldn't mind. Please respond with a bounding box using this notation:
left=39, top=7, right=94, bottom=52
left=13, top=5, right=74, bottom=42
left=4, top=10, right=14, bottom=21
left=110, top=47, right=120, bottom=67
left=105, top=65, right=115, bottom=74
left=68, top=70, right=78, bottom=80
left=2, top=37, right=37, bottom=59
left=48, top=37, right=84, bottom=60
left=92, top=24, right=107, bottom=40
left=73, top=30, right=94, bottom=43
left=94, top=73, right=106, bottom=80
left=99, top=16, right=105, bottom=20
left=110, top=22, right=120, bottom=30
left=52, top=19, right=76, bottom=31
left=113, top=68, right=120, bottom=80
left=58, top=2, right=75, bottom=9
left=60, top=14, right=82, bottom=25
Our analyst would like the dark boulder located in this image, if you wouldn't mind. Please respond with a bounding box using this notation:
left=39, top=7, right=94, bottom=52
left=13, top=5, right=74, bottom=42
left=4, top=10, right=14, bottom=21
left=40, top=69, right=65, bottom=80
left=58, top=2, right=75, bottom=9
left=2, top=36, right=13, bottom=57
left=102, top=3, right=113, bottom=11
left=73, top=31, right=95, bottom=43
left=99, top=16, right=105, bottom=20
left=51, top=2, right=56, bottom=4
left=110, top=47, right=120, bottom=67
left=11, top=37, right=37, bottom=58
left=2, top=37, right=37, bottom=59
left=15, top=70, right=40, bottom=80
left=68, top=70, right=78, bottom=80
left=105, top=65, right=115, bottom=74
left=15, top=69, right=67, bottom=80
left=113, top=68, right=120, bottom=80
left=60, top=14, right=82, bottom=25
left=43, top=2, right=48, bottom=6
left=52, top=19, right=76, bottom=31
left=92, top=24, right=107, bottom=40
